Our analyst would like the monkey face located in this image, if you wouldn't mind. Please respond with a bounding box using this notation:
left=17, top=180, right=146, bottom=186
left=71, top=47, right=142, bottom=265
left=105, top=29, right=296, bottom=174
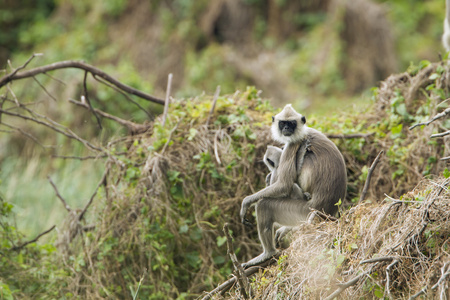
left=279, top=120, right=297, bottom=136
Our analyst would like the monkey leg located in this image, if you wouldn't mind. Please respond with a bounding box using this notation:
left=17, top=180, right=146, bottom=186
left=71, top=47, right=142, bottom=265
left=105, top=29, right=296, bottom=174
left=291, top=183, right=311, bottom=201
left=275, top=226, right=292, bottom=247
left=242, top=197, right=310, bottom=268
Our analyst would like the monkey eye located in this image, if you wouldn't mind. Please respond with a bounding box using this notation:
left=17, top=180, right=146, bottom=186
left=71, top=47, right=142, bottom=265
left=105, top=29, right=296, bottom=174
left=272, top=116, right=274, bottom=122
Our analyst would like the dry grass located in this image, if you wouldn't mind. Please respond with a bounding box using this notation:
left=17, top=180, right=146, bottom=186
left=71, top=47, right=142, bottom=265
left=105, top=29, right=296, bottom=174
left=226, top=177, right=450, bottom=299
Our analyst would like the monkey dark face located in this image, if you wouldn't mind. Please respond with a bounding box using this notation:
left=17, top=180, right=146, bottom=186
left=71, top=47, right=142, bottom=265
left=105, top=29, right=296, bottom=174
left=279, top=120, right=297, bottom=136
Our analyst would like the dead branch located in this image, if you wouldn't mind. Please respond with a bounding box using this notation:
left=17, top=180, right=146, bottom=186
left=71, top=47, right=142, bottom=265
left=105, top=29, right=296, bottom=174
left=10, top=225, right=55, bottom=251
left=223, top=223, right=250, bottom=299
left=0, top=108, right=102, bottom=152
left=0, top=60, right=165, bottom=105
left=162, top=73, right=173, bottom=127
left=385, top=259, right=399, bottom=298
left=214, top=129, right=222, bottom=165
left=2, top=122, right=53, bottom=149
left=359, top=256, right=395, bottom=265
left=78, top=164, right=109, bottom=222
left=52, top=154, right=107, bottom=160
left=7, top=53, right=43, bottom=79
left=69, top=98, right=150, bottom=134
left=48, top=176, right=72, bottom=212
left=431, top=262, right=450, bottom=295
left=409, top=107, right=450, bottom=130
left=326, top=132, right=374, bottom=139
left=32, top=76, right=57, bottom=102
left=91, top=74, right=153, bottom=120
left=431, top=130, right=450, bottom=138
left=324, top=270, right=370, bottom=300
left=359, top=150, right=384, bottom=204
left=160, top=118, right=182, bottom=154
left=201, top=254, right=280, bottom=300
left=409, top=287, right=427, bottom=300
left=82, top=71, right=102, bottom=129
left=206, top=86, right=221, bottom=126
left=307, top=208, right=338, bottom=223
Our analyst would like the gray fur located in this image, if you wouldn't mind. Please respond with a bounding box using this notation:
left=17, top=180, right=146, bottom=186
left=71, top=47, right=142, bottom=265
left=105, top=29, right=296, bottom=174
left=241, top=104, right=347, bottom=268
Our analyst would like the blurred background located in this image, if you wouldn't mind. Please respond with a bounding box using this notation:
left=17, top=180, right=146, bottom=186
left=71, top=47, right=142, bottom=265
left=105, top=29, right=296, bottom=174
left=0, top=0, right=446, bottom=236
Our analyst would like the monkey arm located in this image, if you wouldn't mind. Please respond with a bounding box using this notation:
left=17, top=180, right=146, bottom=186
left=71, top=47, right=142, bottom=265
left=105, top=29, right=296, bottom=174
left=240, top=180, right=293, bottom=224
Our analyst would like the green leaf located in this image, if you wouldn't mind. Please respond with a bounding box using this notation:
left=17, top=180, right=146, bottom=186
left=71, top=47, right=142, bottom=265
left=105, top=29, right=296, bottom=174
left=429, top=73, right=439, bottom=80
left=216, top=236, right=227, bottom=247
left=443, top=168, right=450, bottom=178
left=179, top=224, right=189, bottom=234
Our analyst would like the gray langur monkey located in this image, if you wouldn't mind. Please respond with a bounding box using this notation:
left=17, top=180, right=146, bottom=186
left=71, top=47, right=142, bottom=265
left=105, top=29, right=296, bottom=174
left=240, top=104, right=347, bottom=268
left=443, top=0, right=450, bottom=52
left=263, top=145, right=311, bottom=201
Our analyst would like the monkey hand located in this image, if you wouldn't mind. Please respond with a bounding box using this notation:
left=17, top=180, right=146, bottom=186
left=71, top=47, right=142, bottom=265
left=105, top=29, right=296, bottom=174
left=240, top=198, right=254, bottom=228
left=304, top=139, right=312, bottom=152
left=304, top=192, right=311, bottom=201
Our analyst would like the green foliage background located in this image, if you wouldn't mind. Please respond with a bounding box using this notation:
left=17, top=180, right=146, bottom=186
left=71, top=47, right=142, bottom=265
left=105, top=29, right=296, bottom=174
left=0, top=0, right=449, bottom=298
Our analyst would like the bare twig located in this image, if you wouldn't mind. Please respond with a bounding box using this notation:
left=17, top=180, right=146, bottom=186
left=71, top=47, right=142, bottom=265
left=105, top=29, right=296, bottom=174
left=359, top=256, right=394, bottom=265
left=82, top=71, right=102, bottom=129
left=214, top=129, right=222, bottom=165
left=78, top=165, right=109, bottom=222
left=1, top=122, right=53, bottom=149
left=48, top=176, right=72, bottom=212
left=359, top=150, right=384, bottom=204
left=0, top=108, right=103, bottom=152
left=92, top=74, right=153, bottom=120
left=431, top=130, right=450, bottom=138
left=7, top=53, right=43, bottom=79
left=160, top=118, right=182, bottom=154
left=162, top=73, right=173, bottom=127
left=32, top=76, right=57, bottom=101
left=223, top=223, right=250, bottom=299
left=52, top=154, right=107, bottom=160
left=10, top=225, right=55, bottom=251
left=431, top=262, right=450, bottom=293
left=308, top=208, right=338, bottom=222
left=69, top=98, right=150, bottom=134
left=0, top=60, right=165, bottom=104
left=206, top=86, right=221, bottom=126
left=201, top=255, right=279, bottom=300
left=385, top=259, right=399, bottom=298
left=409, top=107, right=450, bottom=130
left=409, top=287, right=427, bottom=300
left=324, top=270, right=370, bottom=300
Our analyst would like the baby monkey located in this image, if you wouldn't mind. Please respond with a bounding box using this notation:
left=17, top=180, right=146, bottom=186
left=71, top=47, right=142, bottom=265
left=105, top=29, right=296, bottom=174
left=263, top=145, right=311, bottom=200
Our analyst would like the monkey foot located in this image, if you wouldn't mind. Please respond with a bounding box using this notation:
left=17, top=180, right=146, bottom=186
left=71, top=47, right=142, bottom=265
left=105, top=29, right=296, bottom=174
left=242, top=251, right=278, bottom=269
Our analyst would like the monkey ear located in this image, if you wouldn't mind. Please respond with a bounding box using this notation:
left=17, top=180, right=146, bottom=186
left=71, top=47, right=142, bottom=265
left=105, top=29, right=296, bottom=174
left=301, top=116, right=306, bottom=124
left=272, top=116, right=275, bottom=122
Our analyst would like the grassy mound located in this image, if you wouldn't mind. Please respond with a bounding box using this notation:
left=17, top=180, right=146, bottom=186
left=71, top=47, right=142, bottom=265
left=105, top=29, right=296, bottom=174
left=223, top=60, right=450, bottom=299
left=229, top=177, right=450, bottom=299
